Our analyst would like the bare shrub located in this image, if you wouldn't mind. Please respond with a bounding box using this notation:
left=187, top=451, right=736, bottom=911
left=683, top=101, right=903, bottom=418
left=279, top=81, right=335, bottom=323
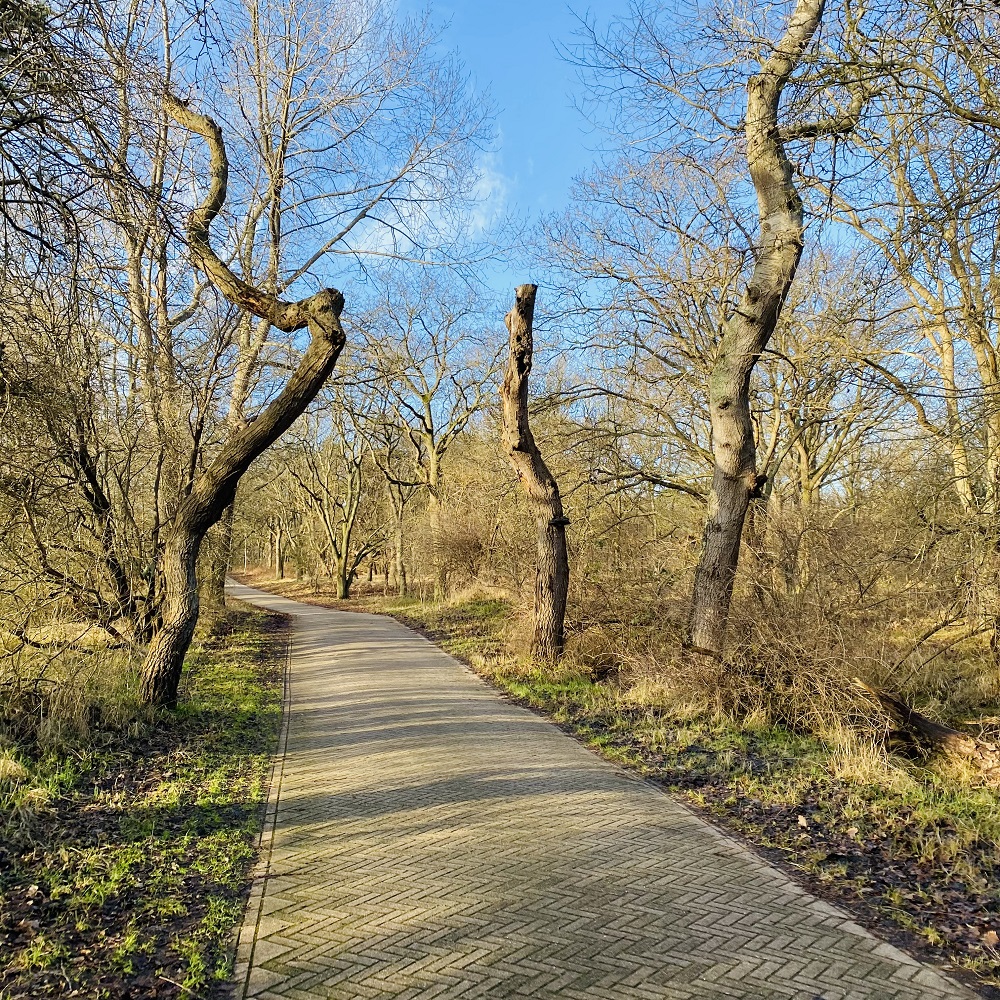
left=564, top=626, right=625, bottom=678
left=437, top=516, right=488, bottom=587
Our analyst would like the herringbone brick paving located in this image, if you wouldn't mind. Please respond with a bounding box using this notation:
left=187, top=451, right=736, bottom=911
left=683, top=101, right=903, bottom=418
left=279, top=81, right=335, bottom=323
left=226, top=581, right=976, bottom=1000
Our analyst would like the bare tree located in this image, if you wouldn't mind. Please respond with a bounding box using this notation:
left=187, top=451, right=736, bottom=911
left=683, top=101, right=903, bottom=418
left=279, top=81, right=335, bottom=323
left=0, top=0, right=100, bottom=250
left=565, top=0, right=878, bottom=654
left=0, top=283, right=155, bottom=648
left=543, top=150, right=748, bottom=508
left=836, top=115, right=1000, bottom=520
left=198, top=0, right=496, bottom=601
left=747, top=253, right=905, bottom=595
left=285, top=386, right=391, bottom=599
left=368, top=407, right=421, bottom=596
left=501, top=285, right=570, bottom=662
left=138, top=96, right=347, bottom=707
left=684, top=0, right=842, bottom=654
left=363, top=275, right=499, bottom=598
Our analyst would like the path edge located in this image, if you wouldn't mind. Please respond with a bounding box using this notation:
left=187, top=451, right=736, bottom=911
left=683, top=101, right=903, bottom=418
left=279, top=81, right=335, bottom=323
left=227, top=603, right=293, bottom=1000
left=220, top=582, right=984, bottom=1000
left=379, top=607, right=986, bottom=999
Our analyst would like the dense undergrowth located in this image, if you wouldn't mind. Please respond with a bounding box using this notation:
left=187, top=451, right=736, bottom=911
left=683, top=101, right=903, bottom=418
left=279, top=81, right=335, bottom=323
left=0, top=605, right=286, bottom=1000
left=236, top=567, right=1000, bottom=996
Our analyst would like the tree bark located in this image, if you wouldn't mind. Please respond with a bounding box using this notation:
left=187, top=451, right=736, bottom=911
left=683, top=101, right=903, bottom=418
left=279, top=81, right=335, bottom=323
left=336, top=558, right=358, bottom=600
left=687, top=0, right=825, bottom=655
left=274, top=522, right=285, bottom=581
left=427, top=452, right=447, bottom=600
left=500, top=284, right=570, bottom=663
left=139, top=96, right=347, bottom=707
left=140, top=529, right=201, bottom=707
left=336, top=520, right=353, bottom=599
left=201, top=502, right=234, bottom=609
left=394, top=514, right=408, bottom=597
left=855, top=679, right=1000, bottom=782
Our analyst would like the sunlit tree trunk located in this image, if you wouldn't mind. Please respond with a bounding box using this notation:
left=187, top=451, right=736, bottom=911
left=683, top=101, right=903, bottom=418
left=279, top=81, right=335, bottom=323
left=272, top=519, right=287, bottom=580
left=688, top=0, right=827, bottom=655
left=501, top=284, right=570, bottom=663
left=394, top=510, right=408, bottom=597
left=427, top=451, right=448, bottom=600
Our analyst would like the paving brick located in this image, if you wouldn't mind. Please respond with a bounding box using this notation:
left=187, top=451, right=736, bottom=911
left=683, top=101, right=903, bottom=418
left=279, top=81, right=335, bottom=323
left=226, top=581, right=976, bottom=1000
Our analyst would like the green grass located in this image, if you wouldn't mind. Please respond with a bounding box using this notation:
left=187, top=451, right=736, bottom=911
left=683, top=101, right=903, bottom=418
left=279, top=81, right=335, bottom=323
left=0, top=605, right=286, bottom=999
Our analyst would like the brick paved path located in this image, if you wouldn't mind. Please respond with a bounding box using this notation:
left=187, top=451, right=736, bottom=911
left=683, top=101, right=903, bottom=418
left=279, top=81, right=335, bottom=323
left=226, top=581, right=975, bottom=1000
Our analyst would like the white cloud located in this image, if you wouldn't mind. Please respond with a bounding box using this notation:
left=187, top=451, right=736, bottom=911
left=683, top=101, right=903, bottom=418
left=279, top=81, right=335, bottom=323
left=468, top=151, right=512, bottom=235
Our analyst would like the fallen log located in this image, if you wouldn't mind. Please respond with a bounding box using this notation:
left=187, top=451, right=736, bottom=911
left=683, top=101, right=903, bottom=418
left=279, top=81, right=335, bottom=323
left=854, top=678, right=1000, bottom=782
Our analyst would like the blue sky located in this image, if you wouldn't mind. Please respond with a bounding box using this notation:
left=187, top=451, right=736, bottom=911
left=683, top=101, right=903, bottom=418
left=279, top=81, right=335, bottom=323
left=399, top=1, right=632, bottom=222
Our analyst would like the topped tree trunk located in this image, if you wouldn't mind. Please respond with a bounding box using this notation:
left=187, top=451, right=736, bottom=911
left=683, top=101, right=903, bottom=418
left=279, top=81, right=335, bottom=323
left=138, top=96, right=347, bottom=707
left=501, top=284, right=570, bottom=663
left=687, top=0, right=831, bottom=656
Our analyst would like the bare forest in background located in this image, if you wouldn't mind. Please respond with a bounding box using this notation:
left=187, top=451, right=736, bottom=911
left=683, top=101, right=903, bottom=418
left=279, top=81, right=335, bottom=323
left=4, top=0, right=1000, bottom=786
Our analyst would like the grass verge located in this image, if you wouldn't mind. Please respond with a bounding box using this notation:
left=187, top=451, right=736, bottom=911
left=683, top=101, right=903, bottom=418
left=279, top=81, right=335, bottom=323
left=0, top=604, right=287, bottom=1000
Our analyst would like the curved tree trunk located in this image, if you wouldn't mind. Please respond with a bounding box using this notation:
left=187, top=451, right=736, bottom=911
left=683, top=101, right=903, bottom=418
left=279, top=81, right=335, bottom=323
left=687, top=0, right=827, bottom=656
left=138, top=528, right=201, bottom=706
left=501, top=284, right=569, bottom=663
left=139, top=96, right=348, bottom=707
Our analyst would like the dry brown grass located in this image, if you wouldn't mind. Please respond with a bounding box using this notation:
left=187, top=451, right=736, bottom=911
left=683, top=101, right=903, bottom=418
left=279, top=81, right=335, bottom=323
left=0, top=645, right=146, bottom=754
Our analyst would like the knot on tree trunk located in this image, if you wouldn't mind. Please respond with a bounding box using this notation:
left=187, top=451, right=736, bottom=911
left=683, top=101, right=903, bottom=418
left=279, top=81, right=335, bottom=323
left=308, top=287, right=345, bottom=325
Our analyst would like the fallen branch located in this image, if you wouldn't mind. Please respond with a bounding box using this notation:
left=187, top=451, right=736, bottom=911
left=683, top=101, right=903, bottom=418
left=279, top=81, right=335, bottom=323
left=854, top=678, right=1000, bottom=781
